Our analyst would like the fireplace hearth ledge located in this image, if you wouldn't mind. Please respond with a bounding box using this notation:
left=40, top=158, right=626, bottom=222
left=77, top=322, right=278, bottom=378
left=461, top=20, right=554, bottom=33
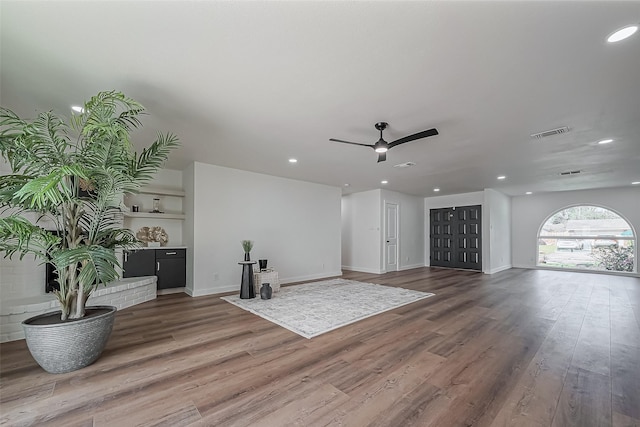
left=0, top=276, right=157, bottom=343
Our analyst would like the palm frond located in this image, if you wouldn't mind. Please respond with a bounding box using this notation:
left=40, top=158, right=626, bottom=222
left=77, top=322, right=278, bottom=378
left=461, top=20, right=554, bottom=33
left=0, top=174, right=32, bottom=207
left=50, top=245, right=120, bottom=293
left=0, top=108, right=30, bottom=166
left=131, top=132, right=180, bottom=184
left=78, top=202, right=125, bottom=245
left=75, top=91, right=145, bottom=140
left=13, top=165, right=86, bottom=211
left=1, top=108, right=71, bottom=174
left=0, top=216, right=60, bottom=259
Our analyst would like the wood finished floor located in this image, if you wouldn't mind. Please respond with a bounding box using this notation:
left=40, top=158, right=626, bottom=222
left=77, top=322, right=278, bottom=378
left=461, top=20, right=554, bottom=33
left=1, top=268, right=639, bottom=427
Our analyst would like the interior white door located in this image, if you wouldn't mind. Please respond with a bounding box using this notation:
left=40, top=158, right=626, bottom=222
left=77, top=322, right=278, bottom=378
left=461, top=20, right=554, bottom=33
left=385, top=202, right=399, bottom=272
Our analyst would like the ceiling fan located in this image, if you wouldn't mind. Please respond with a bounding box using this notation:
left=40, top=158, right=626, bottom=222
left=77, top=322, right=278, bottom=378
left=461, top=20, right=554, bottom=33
left=330, top=122, right=439, bottom=163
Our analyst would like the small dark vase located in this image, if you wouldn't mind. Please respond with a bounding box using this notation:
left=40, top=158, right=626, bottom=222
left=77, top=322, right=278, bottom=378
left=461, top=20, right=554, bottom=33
left=244, top=252, right=250, bottom=261
left=259, top=259, right=268, bottom=271
left=260, top=283, right=272, bottom=300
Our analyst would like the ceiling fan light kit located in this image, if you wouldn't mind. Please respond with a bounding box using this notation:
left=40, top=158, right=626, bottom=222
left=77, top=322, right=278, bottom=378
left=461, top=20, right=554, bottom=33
left=330, top=121, right=438, bottom=163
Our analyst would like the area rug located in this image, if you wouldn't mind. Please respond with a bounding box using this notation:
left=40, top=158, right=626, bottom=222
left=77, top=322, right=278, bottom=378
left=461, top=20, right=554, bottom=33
left=220, top=278, right=435, bottom=339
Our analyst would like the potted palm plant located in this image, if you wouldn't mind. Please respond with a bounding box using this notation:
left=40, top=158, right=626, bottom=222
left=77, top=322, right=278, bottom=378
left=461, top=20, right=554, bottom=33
left=0, top=91, right=179, bottom=373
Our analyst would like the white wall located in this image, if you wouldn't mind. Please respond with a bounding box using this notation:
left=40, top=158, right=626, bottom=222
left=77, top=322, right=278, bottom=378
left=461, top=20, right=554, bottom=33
left=183, top=163, right=195, bottom=295
left=188, top=162, right=342, bottom=296
left=381, top=189, right=425, bottom=271
left=341, top=190, right=382, bottom=273
left=341, top=189, right=425, bottom=274
left=484, top=188, right=512, bottom=274
left=512, top=187, right=640, bottom=272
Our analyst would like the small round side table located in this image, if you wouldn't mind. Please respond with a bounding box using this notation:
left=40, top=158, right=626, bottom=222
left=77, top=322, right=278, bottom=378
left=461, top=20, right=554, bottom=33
left=238, top=261, right=257, bottom=299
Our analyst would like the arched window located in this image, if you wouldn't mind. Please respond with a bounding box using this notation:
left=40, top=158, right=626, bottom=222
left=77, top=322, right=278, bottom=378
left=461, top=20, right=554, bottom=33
left=537, top=205, right=636, bottom=273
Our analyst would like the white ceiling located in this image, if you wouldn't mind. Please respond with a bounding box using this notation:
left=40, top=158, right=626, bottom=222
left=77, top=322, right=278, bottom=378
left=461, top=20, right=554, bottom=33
left=2, top=1, right=639, bottom=197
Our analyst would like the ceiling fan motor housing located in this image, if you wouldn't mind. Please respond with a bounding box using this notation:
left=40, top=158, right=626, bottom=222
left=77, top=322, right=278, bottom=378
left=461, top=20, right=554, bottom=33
left=374, top=122, right=389, bottom=152
left=375, top=122, right=388, bottom=131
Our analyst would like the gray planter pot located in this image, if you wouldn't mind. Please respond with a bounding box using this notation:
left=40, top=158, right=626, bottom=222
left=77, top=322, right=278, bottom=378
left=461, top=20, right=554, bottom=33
left=22, top=305, right=117, bottom=374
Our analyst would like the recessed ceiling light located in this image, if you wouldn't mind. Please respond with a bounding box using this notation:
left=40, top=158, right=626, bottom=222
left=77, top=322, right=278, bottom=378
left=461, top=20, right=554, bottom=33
left=288, top=158, right=297, bottom=163
left=597, top=139, right=613, bottom=144
left=433, top=188, right=440, bottom=192
left=632, top=181, right=640, bottom=185
left=607, top=25, right=638, bottom=43
left=344, top=183, right=350, bottom=187
left=525, top=191, right=533, bottom=195
left=381, top=180, right=388, bottom=184
left=71, top=105, right=84, bottom=113
left=497, top=175, right=506, bottom=180
left=393, top=162, right=416, bottom=168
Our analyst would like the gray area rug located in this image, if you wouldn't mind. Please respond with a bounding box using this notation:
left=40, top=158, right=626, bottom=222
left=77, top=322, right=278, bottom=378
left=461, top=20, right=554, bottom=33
left=221, top=278, right=435, bottom=339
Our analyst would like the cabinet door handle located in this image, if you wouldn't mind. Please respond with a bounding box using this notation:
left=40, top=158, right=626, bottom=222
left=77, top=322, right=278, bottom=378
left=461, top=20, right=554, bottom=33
left=157, top=261, right=160, bottom=271
left=165, top=252, right=177, bottom=255
left=124, top=252, right=129, bottom=262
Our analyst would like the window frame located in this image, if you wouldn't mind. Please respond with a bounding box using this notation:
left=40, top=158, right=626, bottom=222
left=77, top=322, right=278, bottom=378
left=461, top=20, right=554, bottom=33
left=536, top=204, right=636, bottom=274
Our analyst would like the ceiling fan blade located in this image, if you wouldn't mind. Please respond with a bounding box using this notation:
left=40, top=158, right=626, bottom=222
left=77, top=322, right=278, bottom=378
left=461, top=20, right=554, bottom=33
left=329, top=138, right=375, bottom=148
left=377, top=152, right=387, bottom=163
left=388, top=128, right=439, bottom=148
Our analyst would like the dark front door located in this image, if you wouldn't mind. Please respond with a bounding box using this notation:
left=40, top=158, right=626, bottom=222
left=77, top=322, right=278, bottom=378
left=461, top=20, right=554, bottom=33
left=454, top=205, right=482, bottom=270
left=430, top=205, right=482, bottom=271
left=430, top=208, right=455, bottom=268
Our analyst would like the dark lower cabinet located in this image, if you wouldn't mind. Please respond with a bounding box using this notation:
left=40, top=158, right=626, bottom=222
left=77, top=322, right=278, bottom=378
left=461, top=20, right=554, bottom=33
left=155, top=250, right=186, bottom=290
left=122, top=249, right=155, bottom=277
left=123, top=248, right=186, bottom=290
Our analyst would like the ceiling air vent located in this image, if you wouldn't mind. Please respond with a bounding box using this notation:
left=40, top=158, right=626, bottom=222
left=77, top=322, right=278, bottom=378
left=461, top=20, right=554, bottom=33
left=559, top=170, right=582, bottom=176
left=530, top=126, right=570, bottom=139
left=393, top=162, right=416, bottom=168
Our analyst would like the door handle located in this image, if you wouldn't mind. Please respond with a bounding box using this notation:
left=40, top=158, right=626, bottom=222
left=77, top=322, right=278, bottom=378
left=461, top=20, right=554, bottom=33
left=157, top=261, right=160, bottom=271
left=386, top=240, right=390, bottom=243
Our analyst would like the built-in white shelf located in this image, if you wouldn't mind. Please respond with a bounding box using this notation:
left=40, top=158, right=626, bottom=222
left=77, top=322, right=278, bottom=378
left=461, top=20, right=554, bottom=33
left=138, top=187, right=185, bottom=197
left=123, top=212, right=186, bottom=220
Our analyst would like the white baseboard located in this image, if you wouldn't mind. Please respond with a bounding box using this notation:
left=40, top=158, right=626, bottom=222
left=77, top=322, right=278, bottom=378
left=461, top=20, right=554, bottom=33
left=188, top=284, right=238, bottom=297
left=281, top=271, right=343, bottom=284
left=511, top=263, right=530, bottom=269
left=398, top=263, right=425, bottom=271
left=157, top=287, right=186, bottom=295
left=485, top=264, right=512, bottom=274
left=186, top=271, right=344, bottom=297
left=342, top=264, right=424, bottom=274
left=341, top=265, right=384, bottom=274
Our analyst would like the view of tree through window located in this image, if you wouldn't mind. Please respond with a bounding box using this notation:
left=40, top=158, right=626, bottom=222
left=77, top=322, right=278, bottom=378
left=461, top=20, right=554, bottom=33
left=537, top=205, right=636, bottom=273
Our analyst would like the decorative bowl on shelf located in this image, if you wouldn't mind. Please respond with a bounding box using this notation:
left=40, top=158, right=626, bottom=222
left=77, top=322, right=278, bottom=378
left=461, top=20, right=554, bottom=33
left=136, top=226, right=169, bottom=247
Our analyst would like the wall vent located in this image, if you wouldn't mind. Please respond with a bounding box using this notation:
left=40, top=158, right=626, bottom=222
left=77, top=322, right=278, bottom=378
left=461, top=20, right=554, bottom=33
left=393, top=162, right=416, bottom=168
left=559, top=170, right=582, bottom=176
left=530, top=126, right=570, bottom=139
